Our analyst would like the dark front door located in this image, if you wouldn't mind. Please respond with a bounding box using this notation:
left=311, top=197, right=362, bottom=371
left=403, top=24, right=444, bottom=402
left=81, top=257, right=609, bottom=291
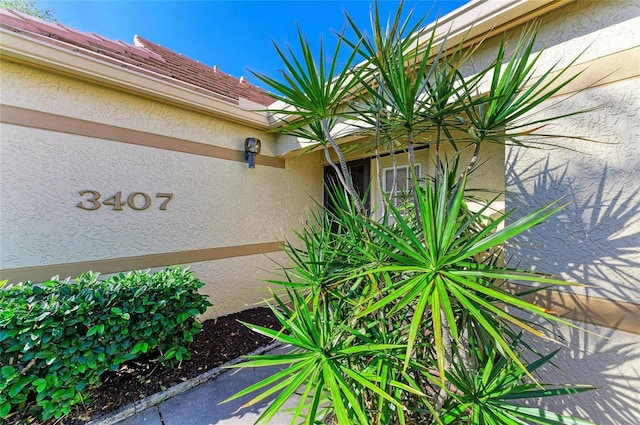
left=323, top=158, right=371, bottom=215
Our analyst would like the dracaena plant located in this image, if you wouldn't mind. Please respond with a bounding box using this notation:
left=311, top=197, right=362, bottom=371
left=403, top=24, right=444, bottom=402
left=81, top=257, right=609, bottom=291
left=224, top=1, right=599, bottom=424
left=442, top=334, right=596, bottom=425
left=224, top=172, right=596, bottom=424
left=249, top=26, right=368, bottom=214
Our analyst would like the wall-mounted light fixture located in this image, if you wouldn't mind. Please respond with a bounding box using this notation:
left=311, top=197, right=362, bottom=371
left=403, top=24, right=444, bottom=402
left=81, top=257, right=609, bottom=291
left=244, top=138, right=261, bottom=169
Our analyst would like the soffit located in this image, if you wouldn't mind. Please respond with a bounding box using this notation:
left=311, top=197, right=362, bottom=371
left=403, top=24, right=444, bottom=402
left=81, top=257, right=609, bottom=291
left=415, top=0, right=576, bottom=53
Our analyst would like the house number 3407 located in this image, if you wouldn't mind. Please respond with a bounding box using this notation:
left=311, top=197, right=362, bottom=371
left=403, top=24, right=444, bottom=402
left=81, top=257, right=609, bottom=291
left=77, top=191, right=174, bottom=211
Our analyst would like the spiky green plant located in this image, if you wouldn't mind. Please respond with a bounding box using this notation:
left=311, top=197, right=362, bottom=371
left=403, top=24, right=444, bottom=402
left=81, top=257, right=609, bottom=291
left=249, top=26, right=367, bottom=213
left=224, top=175, right=596, bottom=424
left=224, top=2, right=598, bottom=424
left=442, top=334, right=596, bottom=425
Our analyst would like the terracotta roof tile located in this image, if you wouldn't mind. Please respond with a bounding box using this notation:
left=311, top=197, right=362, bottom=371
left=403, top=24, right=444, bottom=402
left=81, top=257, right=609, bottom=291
left=0, top=8, right=275, bottom=107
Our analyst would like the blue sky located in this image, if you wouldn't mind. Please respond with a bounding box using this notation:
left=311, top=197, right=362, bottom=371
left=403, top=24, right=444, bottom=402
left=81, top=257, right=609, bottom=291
left=39, top=1, right=468, bottom=85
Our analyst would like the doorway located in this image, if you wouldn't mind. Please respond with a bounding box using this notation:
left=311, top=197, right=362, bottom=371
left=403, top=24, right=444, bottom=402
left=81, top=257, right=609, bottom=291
left=323, top=158, right=371, bottom=215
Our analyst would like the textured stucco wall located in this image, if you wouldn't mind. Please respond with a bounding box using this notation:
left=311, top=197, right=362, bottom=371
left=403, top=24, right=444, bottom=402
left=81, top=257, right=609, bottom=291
left=506, top=79, right=640, bottom=304
left=501, top=0, right=640, bottom=304
left=517, top=317, right=640, bottom=425
left=0, top=60, right=324, bottom=318
left=451, top=2, right=640, bottom=423
left=504, top=2, right=640, bottom=423
left=458, top=0, right=640, bottom=304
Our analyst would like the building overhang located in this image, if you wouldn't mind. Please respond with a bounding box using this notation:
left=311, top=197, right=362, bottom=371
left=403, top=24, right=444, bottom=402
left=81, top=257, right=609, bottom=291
left=0, top=28, right=273, bottom=130
left=415, top=0, right=576, bottom=52
left=0, top=0, right=575, bottom=149
left=273, top=0, right=576, bottom=156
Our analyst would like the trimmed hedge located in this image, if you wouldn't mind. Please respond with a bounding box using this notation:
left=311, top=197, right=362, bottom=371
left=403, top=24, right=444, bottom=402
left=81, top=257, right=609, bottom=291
left=0, top=266, right=211, bottom=423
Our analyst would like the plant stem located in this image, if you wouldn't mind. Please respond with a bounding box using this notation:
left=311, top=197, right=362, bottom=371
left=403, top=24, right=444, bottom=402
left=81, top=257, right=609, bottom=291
left=458, top=140, right=481, bottom=188
left=375, top=144, right=385, bottom=216
left=374, top=91, right=387, bottom=217
left=467, top=140, right=481, bottom=174
left=435, top=123, right=442, bottom=188
left=390, top=139, right=398, bottom=203
left=434, top=310, right=453, bottom=415
left=322, top=118, right=365, bottom=214
left=323, top=145, right=349, bottom=196
left=407, top=129, right=422, bottom=227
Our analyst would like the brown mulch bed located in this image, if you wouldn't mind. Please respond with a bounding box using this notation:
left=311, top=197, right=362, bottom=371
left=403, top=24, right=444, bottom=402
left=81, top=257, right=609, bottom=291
left=42, top=307, right=280, bottom=425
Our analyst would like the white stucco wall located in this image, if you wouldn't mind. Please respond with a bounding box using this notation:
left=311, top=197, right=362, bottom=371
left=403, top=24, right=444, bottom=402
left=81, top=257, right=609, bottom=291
left=0, top=60, right=324, bottom=318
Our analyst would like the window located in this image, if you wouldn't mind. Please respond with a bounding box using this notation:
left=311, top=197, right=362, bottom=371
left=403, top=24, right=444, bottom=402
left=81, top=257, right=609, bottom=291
left=382, top=164, right=422, bottom=208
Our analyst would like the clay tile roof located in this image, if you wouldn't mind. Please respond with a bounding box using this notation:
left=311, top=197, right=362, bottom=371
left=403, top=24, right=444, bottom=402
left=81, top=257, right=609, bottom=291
left=0, top=8, right=275, bottom=107
left=134, top=35, right=275, bottom=106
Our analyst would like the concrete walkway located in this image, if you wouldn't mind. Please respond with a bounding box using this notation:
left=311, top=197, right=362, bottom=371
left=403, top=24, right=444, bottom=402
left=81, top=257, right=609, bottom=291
left=113, top=345, right=296, bottom=425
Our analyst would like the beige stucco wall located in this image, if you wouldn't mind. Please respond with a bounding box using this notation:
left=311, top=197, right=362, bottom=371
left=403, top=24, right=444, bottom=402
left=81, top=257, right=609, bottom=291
left=518, top=317, right=640, bottom=424
left=500, top=0, right=640, bottom=305
left=503, top=2, right=640, bottom=423
left=0, top=60, right=324, bottom=318
left=454, top=0, right=639, bottom=304
left=451, top=2, right=640, bottom=422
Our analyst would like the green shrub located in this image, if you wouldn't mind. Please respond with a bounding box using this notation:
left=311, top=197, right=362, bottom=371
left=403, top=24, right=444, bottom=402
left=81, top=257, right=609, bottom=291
left=0, top=266, right=211, bottom=423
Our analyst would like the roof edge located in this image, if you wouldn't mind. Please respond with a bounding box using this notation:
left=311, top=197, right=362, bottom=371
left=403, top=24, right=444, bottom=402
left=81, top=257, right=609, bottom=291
left=416, top=0, right=577, bottom=51
left=0, top=28, right=272, bottom=130
left=274, top=0, right=576, bottom=155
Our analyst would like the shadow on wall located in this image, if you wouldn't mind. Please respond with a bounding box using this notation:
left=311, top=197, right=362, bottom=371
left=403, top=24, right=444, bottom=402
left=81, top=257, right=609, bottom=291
left=518, top=318, right=640, bottom=424
left=505, top=149, right=640, bottom=422
left=505, top=148, right=640, bottom=303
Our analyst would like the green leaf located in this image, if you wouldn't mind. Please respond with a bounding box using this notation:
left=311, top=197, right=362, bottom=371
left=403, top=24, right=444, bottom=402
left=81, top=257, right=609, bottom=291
left=1, top=365, right=17, bottom=379
left=0, top=401, right=11, bottom=419
left=86, top=324, right=104, bottom=337
left=8, top=380, right=28, bottom=398
left=131, top=341, right=149, bottom=354
left=32, top=378, right=47, bottom=392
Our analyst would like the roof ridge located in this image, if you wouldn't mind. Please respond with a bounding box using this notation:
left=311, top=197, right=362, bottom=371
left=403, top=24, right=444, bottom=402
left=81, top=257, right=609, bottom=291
left=1, top=7, right=43, bottom=22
